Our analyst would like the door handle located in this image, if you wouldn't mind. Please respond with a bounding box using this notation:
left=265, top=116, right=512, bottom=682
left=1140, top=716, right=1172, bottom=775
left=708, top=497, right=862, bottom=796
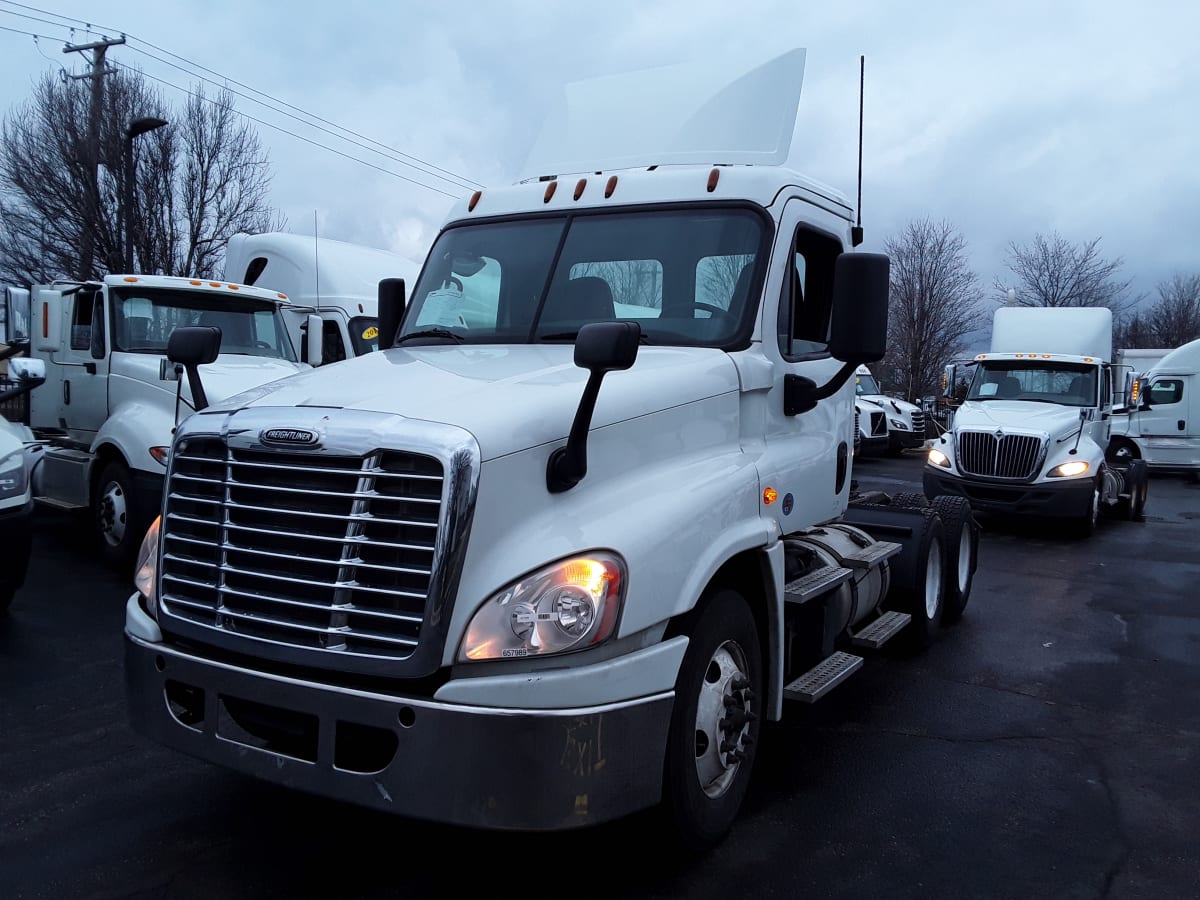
left=64, top=380, right=71, bottom=404
left=1179, top=420, right=1186, bottom=431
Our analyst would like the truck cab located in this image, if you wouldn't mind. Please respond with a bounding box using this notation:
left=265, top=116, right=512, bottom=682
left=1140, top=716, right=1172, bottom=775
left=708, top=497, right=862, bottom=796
left=925, top=306, right=1148, bottom=535
left=1108, top=338, right=1200, bottom=476
left=27, top=274, right=310, bottom=566
left=223, top=232, right=419, bottom=365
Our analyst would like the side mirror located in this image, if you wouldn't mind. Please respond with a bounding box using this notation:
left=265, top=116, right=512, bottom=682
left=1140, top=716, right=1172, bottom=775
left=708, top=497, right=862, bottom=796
left=8, top=357, right=46, bottom=381
left=167, top=325, right=221, bottom=411
left=305, top=314, right=324, bottom=367
left=943, top=364, right=958, bottom=399
left=828, top=252, right=889, bottom=365
left=377, top=278, right=406, bottom=350
left=547, top=322, right=641, bottom=493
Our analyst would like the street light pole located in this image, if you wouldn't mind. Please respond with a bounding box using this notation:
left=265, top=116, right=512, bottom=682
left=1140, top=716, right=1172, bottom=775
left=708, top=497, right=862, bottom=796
left=123, top=116, right=168, bottom=273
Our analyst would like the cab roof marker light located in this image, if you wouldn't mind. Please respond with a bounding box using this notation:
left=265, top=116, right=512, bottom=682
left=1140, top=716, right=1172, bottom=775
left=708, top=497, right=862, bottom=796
left=124, top=276, right=138, bottom=282
left=707, top=168, right=720, bottom=192
left=189, top=279, right=202, bottom=286
left=281, top=294, right=290, bottom=300
left=209, top=281, right=221, bottom=288
left=468, top=190, right=482, bottom=211
left=605, top=175, right=618, bottom=198
left=544, top=180, right=557, bottom=203
left=574, top=178, right=587, bottom=200
left=228, top=284, right=239, bottom=290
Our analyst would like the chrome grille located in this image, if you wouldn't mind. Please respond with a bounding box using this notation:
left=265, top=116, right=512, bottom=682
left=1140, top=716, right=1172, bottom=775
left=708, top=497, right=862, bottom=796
left=956, top=431, right=1044, bottom=480
left=160, top=436, right=444, bottom=659
left=910, top=409, right=926, bottom=437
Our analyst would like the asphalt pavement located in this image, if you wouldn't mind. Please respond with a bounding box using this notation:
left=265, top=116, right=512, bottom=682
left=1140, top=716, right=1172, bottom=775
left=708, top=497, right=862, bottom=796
left=2, top=452, right=1197, bottom=900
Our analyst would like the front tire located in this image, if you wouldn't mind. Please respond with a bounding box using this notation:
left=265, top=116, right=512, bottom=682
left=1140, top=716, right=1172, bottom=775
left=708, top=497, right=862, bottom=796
left=661, top=588, right=763, bottom=853
left=1075, top=471, right=1103, bottom=538
left=94, top=460, right=143, bottom=571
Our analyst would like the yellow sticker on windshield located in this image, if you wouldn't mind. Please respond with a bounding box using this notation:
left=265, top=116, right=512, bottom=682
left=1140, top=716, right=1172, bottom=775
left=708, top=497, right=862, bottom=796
left=362, top=326, right=379, bottom=340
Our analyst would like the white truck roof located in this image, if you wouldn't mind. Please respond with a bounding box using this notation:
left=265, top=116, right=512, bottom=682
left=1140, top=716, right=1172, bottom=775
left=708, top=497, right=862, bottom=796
left=47, top=274, right=291, bottom=305
left=1146, top=338, right=1200, bottom=374
left=989, top=306, right=1113, bottom=362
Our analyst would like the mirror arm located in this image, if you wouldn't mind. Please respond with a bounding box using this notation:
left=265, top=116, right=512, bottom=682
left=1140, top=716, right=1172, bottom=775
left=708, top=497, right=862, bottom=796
left=784, top=362, right=857, bottom=416
left=547, top=370, right=605, bottom=493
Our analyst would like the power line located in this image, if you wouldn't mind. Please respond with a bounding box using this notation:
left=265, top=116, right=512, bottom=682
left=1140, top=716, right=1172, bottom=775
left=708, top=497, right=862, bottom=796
left=0, top=0, right=483, bottom=190
left=115, top=61, right=462, bottom=199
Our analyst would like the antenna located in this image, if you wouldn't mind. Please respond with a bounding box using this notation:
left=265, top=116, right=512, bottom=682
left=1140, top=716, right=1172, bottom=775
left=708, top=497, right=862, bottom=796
left=313, top=210, right=321, bottom=306
left=851, top=55, right=865, bottom=247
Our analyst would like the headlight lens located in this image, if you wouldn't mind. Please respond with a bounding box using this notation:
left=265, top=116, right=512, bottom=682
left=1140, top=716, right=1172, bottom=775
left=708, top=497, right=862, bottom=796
left=1048, top=460, right=1090, bottom=478
left=889, top=418, right=909, bottom=430
left=928, top=447, right=951, bottom=468
left=134, top=515, right=161, bottom=616
left=460, top=552, right=625, bottom=662
left=0, top=449, right=28, bottom=499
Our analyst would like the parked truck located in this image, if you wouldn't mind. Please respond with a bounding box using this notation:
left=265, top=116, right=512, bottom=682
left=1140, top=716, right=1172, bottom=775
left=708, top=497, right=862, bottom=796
left=0, top=356, right=44, bottom=612
left=1108, top=337, right=1200, bottom=477
left=223, top=232, right=420, bottom=365
left=853, top=396, right=891, bottom=456
left=23, top=274, right=314, bottom=567
left=123, top=48, right=981, bottom=850
left=924, top=305, right=1149, bottom=535
left=855, top=364, right=926, bottom=453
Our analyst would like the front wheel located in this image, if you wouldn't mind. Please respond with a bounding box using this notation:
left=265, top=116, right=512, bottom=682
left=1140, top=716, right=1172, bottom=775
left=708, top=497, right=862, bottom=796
left=94, top=460, right=144, bottom=571
left=1074, top=471, right=1103, bottom=539
left=661, top=587, right=763, bottom=853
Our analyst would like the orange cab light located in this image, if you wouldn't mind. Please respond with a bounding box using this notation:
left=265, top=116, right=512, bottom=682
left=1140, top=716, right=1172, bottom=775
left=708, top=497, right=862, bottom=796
left=209, top=281, right=221, bottom=288
left=468, top=190, right=481, bottom=211
left=189, top=279, right=202, bottom=285
left=123, top=276, right=138, bottom=282
left=280, top=294, right=289, bottom=300
left=707, top=168, right=720, bottom=192
left=544, top=180, right=557, bottom=203
left=574, top=178, right=587, bottom=200
left=605, top=175, right=618, bottom=198
left=1042, top=354, right=1051, bottom=358
left=763, top=486, right=778, bottom=505
left=1083, top=357, right=1093, bottom=362
left=228, top=284, right=239, bottom=290
left=42, top=301, right=49, bottom=337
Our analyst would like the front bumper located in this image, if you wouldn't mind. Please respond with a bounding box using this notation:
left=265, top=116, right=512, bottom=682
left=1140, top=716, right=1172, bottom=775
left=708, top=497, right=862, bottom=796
left=857, top=435, right=890, bottom=456
left=0, top=497, right=34, bottom=594
left=888, top=429, right=926, bottom=451
left=125, top=599, right=675, bottom=831
left=924, top=468, right=1094, bottom=518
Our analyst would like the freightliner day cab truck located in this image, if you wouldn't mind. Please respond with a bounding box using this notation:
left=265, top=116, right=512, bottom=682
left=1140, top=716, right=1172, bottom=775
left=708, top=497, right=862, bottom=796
left=924, top=305, right=1149, bottom=536
left=855, top=364, right=926, bottom=454
left=1108, top=337, right=1200, bottom=477
left=222, top=232, right=420, bottom=365
left=123, top=50, right=982, bottom=850
left=23, top=275, right=314, bottom=567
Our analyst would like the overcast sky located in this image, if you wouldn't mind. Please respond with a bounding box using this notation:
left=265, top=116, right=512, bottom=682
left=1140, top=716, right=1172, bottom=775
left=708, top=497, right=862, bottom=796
left=1, top=0, right=1196, bottom=319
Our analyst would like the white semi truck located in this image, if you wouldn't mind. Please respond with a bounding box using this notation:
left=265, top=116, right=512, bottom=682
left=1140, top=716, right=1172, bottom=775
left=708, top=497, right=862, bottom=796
left=223, top=232, right=420, bottom=365
left=855, top=364, right=926, bottom=453
left=0, top=356, right=44, bottom=612
left=924, top=305, right=1149, bottom=535
left=123, top=49, right=982, bottom=850
left=1108, top=338, right=1200, bottom=476
left=23, top=274, right=313, bottom=568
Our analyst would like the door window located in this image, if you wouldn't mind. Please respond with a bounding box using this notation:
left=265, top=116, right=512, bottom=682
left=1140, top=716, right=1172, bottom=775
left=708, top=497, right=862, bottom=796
left=778, top=226, right=840, bottom=359
left=1149, top=379, right=1183, bottom=405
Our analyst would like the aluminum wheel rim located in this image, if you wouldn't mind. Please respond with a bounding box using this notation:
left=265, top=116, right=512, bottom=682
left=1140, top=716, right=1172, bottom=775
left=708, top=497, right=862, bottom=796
left=956, top=526, right=972, bottom=592
left=924, top=539, right=943, bottom=619
left=99, top=480, right=127, bottom=547
left=693, top=640, right=751, bottom=799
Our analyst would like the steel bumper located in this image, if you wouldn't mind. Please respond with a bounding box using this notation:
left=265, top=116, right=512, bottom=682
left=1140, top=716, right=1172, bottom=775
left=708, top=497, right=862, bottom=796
left=924, top=468, right=1094, bottom=518
left=125, top=625, right=674, bottom=831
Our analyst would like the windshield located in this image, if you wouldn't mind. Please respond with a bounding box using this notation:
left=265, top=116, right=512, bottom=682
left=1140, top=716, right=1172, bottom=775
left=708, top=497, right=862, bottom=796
left=397, top=206, right=768, bottom=348
left=349, top=316, right=380, bottom=355
left=967, top=362, right=1098, bottom=407
left=111, top=288, right=296, bottom=361
left=855, top=372, right=882, bottom=395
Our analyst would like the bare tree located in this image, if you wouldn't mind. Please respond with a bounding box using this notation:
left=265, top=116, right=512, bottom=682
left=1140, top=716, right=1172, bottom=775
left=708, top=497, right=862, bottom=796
left=994, top=232, right=1135, bottom=312
left=0, top=69, right=282, bottom=285
left=1143, top=273, right=1200, bottom=348
left=882, top=218, right=982, bottom=400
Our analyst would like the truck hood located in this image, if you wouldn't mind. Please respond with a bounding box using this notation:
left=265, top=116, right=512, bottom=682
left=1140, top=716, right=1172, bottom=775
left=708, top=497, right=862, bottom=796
left=861, top=393, right=919, bottom=415
left=111, top=352, right=310, bottom=410
left=953, top=400, right=1085, bottom=441
left=207, top=344, right=741, bottom=461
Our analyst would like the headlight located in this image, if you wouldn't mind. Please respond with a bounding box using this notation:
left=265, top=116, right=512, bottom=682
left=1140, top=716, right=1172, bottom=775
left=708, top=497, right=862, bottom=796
left=928, top=447, right=951, bottom=468
left=0, top=449, right=28, bottom=499
left=460, top=552, right=626, bottom=662
left=1048, top=460, right=1090, bottom=478
left=134, top=515, right=161, bottom=616
left=889, top=419, right=909, bottom=430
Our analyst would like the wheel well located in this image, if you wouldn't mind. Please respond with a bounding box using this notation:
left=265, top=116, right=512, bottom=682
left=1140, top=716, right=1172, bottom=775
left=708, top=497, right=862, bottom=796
left=89, top=444, right=128, bottom=498
left=664, top=550, right=770, bottom=652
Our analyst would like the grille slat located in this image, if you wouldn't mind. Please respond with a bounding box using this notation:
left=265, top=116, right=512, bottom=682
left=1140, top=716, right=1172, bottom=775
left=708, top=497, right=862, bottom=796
left=159, top=437, right=444, bottom=661
left=957, top=431, right=1044, bottom=480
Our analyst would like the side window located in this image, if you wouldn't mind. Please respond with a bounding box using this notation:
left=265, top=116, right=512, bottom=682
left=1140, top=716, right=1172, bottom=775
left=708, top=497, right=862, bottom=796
left=778, top=226, right=840, bottom=358
left=69, top=293, right=94, bottom=350
left=570, top=260, right=663, bottom=318
left=1149, top=379, right=1183, bottom=405
left=322, top=320, right=346, bottom=363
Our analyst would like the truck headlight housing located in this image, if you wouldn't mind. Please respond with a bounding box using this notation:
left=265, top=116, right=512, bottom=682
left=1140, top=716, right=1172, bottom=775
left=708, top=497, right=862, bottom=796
left=134, top=515, right=162, bottom=617
left=928, top=447, right=951, bottom=468
left=1048, top=460, right=1090, bottom=478
left=890, top=419, right=909, bottom=430
left=0, top=449, right=28, bottom=500
left=460, top=552, right=625, bottom=662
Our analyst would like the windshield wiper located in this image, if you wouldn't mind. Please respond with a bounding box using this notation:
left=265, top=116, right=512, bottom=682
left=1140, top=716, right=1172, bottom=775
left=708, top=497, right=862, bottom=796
left=538, top=330, right=652, bottom=344
left=394, top=328, right=465, bottom=345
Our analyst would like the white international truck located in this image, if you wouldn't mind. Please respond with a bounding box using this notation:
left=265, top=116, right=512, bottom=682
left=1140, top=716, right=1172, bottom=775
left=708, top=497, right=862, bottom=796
left=123, top=49, right=982, bottom=850
left=924, top=305, right=1149, bottom=535
left=1108, top=337, right=1200, bottom=476
left=222, top=232, right=420, bottom=365
left=22, top=274, right=313, bottom=568
left=855, top=364, right=926, bottom=453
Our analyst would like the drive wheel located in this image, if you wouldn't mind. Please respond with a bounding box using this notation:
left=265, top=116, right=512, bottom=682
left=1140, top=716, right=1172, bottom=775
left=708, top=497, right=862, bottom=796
left=661, top=587, right=763, bottom=854
left=1121, top=460, right=1149, bottom=521
left=95, top=460, right=143, bottom=570
left=929, top=495, right=978, bottom=624
left=892, top=512, right=946, bottom=650
left=889, top=491, right=929, bottom=509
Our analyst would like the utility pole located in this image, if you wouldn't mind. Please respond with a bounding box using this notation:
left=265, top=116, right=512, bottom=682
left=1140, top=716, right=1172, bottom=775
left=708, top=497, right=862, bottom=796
left=64, top=36, right=125, bottom=281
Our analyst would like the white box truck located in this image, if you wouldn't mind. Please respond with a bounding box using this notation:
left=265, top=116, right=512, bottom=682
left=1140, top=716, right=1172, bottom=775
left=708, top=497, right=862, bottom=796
left=25, top=274, right=314, bottom=567
left=223, top=232, right=419, bottom=365
left=924, top=305, right=1149, bottom=535
left=123, top=49, right=982, bottom=850
left=1108, top=338, right=1200, bottom=476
